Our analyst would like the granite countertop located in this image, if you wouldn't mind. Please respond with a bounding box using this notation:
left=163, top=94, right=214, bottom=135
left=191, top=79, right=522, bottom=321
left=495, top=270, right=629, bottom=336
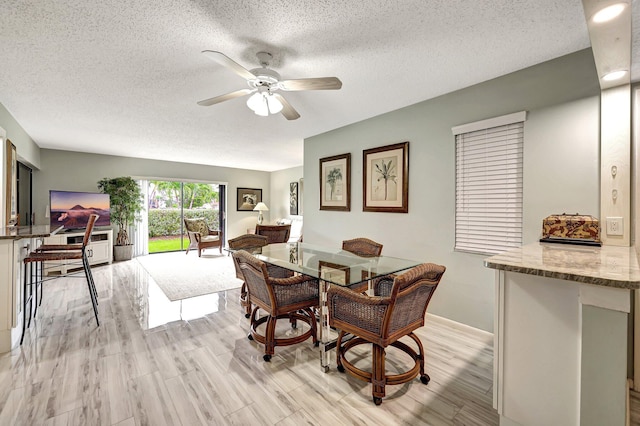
left=0, top=225, right=62, bottom=240
left=484, top=242, right=640, bottom=290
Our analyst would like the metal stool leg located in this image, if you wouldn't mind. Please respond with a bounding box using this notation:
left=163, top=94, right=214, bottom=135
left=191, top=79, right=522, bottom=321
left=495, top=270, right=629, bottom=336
left=85, top=252, right=98, bottom=305
left=82, top=254, right=99, bottom=326
left=20, top=260, right=36, bottom=344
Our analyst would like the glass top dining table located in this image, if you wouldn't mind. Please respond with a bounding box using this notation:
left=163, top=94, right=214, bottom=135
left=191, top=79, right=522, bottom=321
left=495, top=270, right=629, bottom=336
left=228, top=241, right=422, bottom=371
left=248, top=242, right=420, bottom=287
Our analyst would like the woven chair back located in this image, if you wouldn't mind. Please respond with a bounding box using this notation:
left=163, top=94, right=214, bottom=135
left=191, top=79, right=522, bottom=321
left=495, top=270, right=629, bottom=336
left=342, top=237, right=383, bottom=257
left=228, top=234, right=268, bottom=250
left=255, top=224, right=291, bottom=244
left=233, top=250, right=273, bottom=310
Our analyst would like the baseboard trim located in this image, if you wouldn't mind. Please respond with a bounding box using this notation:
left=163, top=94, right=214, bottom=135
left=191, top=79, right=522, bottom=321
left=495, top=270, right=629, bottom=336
left=426, top=312, right=493, bottom=341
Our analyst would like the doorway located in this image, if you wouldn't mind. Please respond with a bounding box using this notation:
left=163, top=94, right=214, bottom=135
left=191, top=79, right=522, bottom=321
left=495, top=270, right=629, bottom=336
left=17, top=162, right=32, bottom=226
left=147, top=180, right=224, bottom=253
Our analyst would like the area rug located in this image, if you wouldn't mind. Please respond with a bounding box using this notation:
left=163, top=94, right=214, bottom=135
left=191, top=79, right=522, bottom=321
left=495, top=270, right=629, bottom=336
left=136, top=252, right=242, bottom=301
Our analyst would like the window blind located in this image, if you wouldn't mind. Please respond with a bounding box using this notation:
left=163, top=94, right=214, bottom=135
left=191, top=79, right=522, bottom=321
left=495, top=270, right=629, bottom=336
left=455, top=121, right=524, bottom=255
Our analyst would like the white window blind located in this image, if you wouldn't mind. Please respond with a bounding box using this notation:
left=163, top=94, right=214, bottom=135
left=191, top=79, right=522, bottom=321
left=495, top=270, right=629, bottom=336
left=455, top=119, right=524, bottom=255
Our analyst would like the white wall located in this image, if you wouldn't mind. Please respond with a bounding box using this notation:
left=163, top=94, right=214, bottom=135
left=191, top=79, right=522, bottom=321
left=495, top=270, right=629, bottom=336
left=304, top=49, right=601, bottom=332
left=0, top=104, right=40, bottom=169
left=523, top=97, right=600, bottom=243
left=34, top=149, right=271, bottom=241
left=270, top=166, right=303, bottom=222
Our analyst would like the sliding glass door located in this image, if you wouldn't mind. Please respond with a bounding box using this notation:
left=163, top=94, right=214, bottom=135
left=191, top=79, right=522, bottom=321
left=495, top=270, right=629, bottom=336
left=147, top=180, right=224, bottom=254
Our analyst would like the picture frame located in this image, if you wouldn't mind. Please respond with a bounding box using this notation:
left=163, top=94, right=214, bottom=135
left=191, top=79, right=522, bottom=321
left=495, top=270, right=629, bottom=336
left=5, top=139, right=17, bottom=226
left=363, top=141, right=409, bottom=213
left=319, top=153, right=351, bottom=211
left=319, top=261, right=350, bottom=285
left=237, top=187, right=262, bottom=211
left=290, top=182, right=298, bottom=215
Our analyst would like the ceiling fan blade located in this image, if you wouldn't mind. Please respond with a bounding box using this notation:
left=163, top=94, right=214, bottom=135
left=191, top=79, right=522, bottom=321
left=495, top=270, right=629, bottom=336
left=197, top=88, right=254, bottom=106
left=202, top=50, right=256, bottom=80
left=278, top=77, right=342, bottom=91
left=273, top=94, right=300, bottom=120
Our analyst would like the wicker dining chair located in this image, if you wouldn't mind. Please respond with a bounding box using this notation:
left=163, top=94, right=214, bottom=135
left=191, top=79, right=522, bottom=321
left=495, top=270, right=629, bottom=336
left=255, top=224, right=291, bottom=244
left=328, top=262, right=446, bottom=405
left=342, top=237, right=383, bottom=292
left=233, top=250, right=318, bottom=361
left=228, top=234, right=292, bottom=318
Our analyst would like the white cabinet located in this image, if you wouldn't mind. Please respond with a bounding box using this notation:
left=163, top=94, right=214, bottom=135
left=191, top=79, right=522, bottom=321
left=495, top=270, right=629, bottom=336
left=43, top=229, right=113, bottom=275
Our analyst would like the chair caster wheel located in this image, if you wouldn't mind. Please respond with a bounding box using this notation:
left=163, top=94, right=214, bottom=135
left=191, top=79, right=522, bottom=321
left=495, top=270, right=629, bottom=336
left=420, top=374, right=430, bottom=385
left=263, top=354, right=271, bottom=362
left=291, top=323, right=297, bottom=329
left=337, top=365, right=345, bottom=373
left=244, top=313, right=250, bottom=318
left=247, top=334, right=254, bottom=341
left=373, top=397, right=382, bottom=405
left=314, top=341, right=319, bottom=347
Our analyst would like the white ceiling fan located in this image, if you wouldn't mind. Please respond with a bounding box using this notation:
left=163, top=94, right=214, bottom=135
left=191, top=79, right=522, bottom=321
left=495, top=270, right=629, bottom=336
left=197, top=51, right=342, bottom=120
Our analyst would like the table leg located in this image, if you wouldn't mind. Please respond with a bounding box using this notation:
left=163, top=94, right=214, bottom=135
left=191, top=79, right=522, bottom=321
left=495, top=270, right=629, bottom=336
left=319, top=279, right=330, bottom=372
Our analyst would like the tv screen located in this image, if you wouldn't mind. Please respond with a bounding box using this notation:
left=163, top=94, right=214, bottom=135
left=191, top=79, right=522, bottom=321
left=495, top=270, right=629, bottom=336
left=49, top=190, right=111, bottom=230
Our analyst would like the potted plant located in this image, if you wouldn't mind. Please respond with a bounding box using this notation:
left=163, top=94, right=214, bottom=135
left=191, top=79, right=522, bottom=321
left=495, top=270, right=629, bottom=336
left=97, top=176, right=144, bottom=261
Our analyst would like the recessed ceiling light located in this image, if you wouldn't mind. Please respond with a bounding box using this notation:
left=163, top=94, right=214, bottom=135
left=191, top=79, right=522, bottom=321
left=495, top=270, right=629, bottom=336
left=602, top=70, right=628, bottom=81
left=592, top=3, right=627, bottom=23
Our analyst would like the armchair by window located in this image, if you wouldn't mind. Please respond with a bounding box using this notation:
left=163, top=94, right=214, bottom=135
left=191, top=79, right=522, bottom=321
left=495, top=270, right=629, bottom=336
left=328, top=262, right=446, bottom=405
left=184, top=217, right=222, bottom=257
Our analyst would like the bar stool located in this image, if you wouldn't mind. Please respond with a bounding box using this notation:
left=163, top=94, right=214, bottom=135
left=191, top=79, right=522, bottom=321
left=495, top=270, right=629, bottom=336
left=20, top=214, right=100, bottom=344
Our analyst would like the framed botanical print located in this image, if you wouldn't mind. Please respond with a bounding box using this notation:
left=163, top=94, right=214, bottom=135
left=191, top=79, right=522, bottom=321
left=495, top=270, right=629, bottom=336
left=363, top=141, right=409, bottom=213
left=319, top=153, right=351, bottom=211
left=237, top=187, right=262, bottom=211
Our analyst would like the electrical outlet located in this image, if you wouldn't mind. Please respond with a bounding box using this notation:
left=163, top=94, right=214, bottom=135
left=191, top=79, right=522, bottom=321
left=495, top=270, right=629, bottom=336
left=606, top=217, right=623, bottom=236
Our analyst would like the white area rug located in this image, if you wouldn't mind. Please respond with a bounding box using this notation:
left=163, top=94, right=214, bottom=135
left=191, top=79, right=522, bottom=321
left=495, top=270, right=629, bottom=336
left=136, top=252, right=242, bottom=301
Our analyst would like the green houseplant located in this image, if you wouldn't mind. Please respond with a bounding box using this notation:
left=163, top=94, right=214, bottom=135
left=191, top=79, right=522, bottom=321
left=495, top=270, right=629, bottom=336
left=97, top=176, right=144, bottom=261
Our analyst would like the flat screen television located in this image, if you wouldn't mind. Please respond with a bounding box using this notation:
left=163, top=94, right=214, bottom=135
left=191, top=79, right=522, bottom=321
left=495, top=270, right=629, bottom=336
left=49, top=190, right=111, bottom=230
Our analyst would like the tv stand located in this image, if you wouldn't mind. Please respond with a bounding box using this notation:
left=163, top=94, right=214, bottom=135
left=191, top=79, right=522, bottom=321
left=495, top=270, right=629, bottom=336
left=43, top=228, right=113, bottom=275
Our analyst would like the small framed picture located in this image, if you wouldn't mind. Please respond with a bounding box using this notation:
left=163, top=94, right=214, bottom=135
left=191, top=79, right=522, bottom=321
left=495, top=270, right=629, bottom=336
left=319, top=153, right=351, bottom=211
left=237, top=187, right=262, bottom=211
left=319, top=261, right=350, bottom=285
left=363, top=142, right=409, bottom=213
left=290, top=182, right=298, bottom=215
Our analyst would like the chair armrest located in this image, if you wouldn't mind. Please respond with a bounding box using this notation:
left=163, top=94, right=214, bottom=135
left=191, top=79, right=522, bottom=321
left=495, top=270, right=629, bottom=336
left=187, top=230, right=202, bottom=242
left=372, top=275, right=396, bottom=297
left=269, top=273, right=317, bottom=287
left=207, top=228, right=220, bottom=236
left=328, top=285, right=390, bottom=334
left=328, top=285, right=388, bottom=306
left=269, top=274, right=319, bottom=303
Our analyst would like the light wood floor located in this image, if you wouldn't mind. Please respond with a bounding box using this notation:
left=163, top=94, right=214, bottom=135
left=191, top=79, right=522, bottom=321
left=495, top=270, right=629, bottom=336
left=0, top=255, right=498, bottom=425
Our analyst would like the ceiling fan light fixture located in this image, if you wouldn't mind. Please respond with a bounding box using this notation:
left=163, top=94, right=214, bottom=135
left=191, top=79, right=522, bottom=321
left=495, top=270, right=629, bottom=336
left=266, top=94, right=283, bottom=114
left=246, top=91, right=282, bottom=116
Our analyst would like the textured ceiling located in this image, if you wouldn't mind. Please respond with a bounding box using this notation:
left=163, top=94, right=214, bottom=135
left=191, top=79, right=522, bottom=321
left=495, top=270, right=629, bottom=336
left=0, top=0, right=631, bottom=172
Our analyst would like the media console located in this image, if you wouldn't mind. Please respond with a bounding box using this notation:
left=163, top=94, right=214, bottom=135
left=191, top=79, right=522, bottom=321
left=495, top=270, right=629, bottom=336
left=43, top=228, right=113, bottom=275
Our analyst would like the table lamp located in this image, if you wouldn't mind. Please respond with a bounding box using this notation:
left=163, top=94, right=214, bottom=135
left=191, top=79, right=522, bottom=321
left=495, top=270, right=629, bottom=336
left=253, top=202, right=269, bottom=224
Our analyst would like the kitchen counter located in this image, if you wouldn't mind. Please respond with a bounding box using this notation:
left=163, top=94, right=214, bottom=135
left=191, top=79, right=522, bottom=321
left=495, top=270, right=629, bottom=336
left=484, top=242, right=640, bottom=289
left=484, top=242, right=636, bottom=425
left=0, top=225, right=61, bottom=353
left=0, top=225, right=61, bottom=240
